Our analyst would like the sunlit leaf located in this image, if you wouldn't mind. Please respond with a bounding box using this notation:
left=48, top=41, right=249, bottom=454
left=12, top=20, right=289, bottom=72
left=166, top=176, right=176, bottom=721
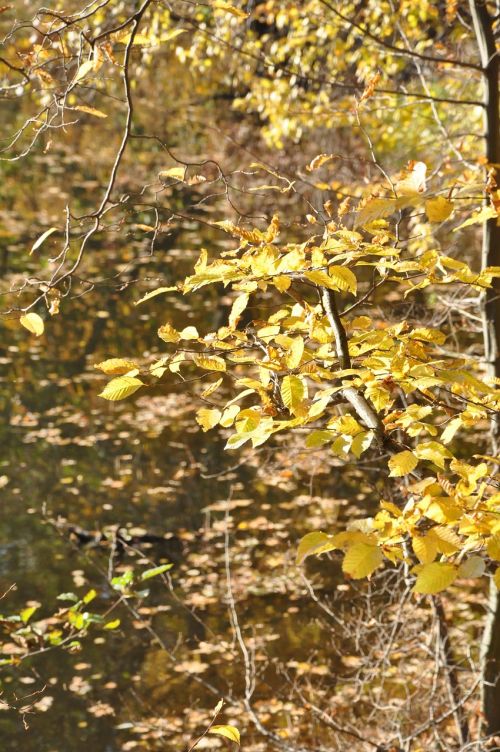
left=213, top=1, right=248, bottom=19
left=20, top=312, right=44, bottom=336
left=193, top=354, right=226, bottom=371
left=425, top=196, right=453, bottom=222
left=453, top=205, right=498, bottom=232
left=95, top=358, right=138, bottom=375
left=99, top=376, right=144, bottom=401
left=388, top=450, right=418, bottom=477
left=30, top=227, right=57, bottom=254
left=141, top=564, right=173, bottom=580
left=413, top=562, right=457, bottom=594
left=196, top=407, right=222, bottom=431
left=72, top=105, right=107, bottom=118
left=296, top=531, right=337, bottom=564
left=135, top=286, right=178, bottom=305
left=342, top=543, right=382, bottom=579
left=209, top=725, right=240, bottom=744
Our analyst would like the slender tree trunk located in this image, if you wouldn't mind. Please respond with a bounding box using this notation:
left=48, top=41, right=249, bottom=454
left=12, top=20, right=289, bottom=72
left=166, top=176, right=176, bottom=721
left=469, top=0, right=500, bottom=736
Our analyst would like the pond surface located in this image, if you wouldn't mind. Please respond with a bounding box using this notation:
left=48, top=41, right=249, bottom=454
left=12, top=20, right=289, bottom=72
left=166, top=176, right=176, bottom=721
left=0, top=234, right=352, bottom=752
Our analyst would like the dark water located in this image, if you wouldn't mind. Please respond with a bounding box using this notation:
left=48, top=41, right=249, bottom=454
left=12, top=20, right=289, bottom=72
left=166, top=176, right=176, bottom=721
left=0, top=233, right=350, bottom=751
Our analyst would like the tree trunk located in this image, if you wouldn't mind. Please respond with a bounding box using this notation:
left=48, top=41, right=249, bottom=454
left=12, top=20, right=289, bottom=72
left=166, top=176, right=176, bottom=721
left=469, top=0, right=500, bottom=736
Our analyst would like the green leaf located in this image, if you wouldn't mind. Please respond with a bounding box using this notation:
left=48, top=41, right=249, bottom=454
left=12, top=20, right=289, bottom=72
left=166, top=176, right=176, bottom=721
left=413, top=562, right=457, bottom=594
left=296, top=532, right=337, bottom=565
left=208, top=725, right=240, bottom=745
left=99, top=376, right=144, bottom=401
left=140, top=564, right=173, bottom=580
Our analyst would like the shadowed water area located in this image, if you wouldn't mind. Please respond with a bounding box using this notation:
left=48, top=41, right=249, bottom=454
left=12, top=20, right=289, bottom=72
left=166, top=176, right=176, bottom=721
left=0, top=230, right=357, bottom=751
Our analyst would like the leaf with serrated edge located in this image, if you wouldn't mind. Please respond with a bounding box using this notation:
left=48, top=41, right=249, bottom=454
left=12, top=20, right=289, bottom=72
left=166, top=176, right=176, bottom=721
left=99, top=376, right=144, bottom=401
left=296, top=532, right=337, bottom=565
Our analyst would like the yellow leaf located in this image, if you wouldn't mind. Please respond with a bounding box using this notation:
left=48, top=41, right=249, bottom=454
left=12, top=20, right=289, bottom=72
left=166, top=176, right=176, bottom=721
left=281, top=375, right=307, bottom=415
left=494, top=566, right=500, bottom=590
left=196, top=408, right=222, bottom=431
left=193, top=354, right=226, bottom=372
left=388, top=450, right=418, bottom=477
left=425, top=196, right=453, bottom=223
left=201, top=377, right=223, bottom=398
left=20, top=312, right=44, bottom=336
left=213, top=1, right=248, bottom=18
left=296, top=532, right=337, bottom=565
left=328, top=266, right=357, bottom=295
left=414, top=441, right=453, bottom=469
left=159, top=166, right=186, bottom=182
left=179, top=326, right=199, bottom=340
left=30, top=227, right=57, bottom=254
left=74, top=59, right=96, bottom=83
left=158, top=323, right=180, bottom=343
left=412, top=535, right=437, bottom=564
left=209, top=725, right=240, bottom=745
left=95, top=358, right=138, bottom=375
left=229, top=293, right=249, bottom=329
left=395, top=161, right=427, bottom=195
left=453, top=205, right=498, bottom=232
left=99, top=376, right=144, bottom=401
left=72, top=105, right=107, bottom=118
left=306, top=153, right=335, bottom=171
left=135, top=286, right=178, bottom=305
left=487, top=534, right=500, bottom=560
left=342, top=543, right=382, bottom=579
left=413, top=562, right=457, bottom=594
left=285, top=336, right=304, bottom=369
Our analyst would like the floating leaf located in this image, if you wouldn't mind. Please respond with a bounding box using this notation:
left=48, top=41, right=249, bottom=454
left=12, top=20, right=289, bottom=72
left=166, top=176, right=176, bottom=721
left=388, top=450, right=418, bottom=477
left=99, top=376, right=144, bottom=401
left=209, top=725, right=240, bottom=744
left=296, top=531, right=337, bottom=565
left=20, top=312, right=44, bottom=336
left=413, top=562, right=457, bottom=594
left=95, top=358, right=138, bottom=375
left=30, top=227, right=57, bottom=254
left=343, top=543, right=382, bottom=579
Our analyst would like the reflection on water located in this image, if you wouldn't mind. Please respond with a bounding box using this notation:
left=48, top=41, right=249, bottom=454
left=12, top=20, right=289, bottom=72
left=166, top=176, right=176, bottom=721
left=0, top=237, right=350, bottom=751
